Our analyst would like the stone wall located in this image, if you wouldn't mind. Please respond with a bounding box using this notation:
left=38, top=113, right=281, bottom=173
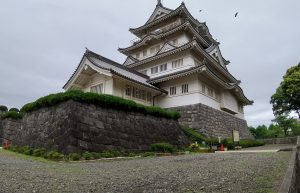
left=2, top=100, right=189, bottom=153
left=260, top=137, right=298, bottom=145
left=0, top=119, right=3, bottom=143
left=172, top=103, right=254, bottom=139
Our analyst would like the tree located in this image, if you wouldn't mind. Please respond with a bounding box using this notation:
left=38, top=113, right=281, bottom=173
left=271, top=63, right=300, bottom=118
left=274, top=115, right=298, bottom=136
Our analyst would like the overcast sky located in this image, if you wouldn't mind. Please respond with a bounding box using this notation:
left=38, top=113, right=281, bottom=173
left=0, top=0, right=299, bottom=127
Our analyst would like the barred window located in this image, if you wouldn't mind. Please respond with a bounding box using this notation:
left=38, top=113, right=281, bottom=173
left=90, top=84, right=103, bottom=94
left=160, top=63, right=167, bottom=72
left=172, top=58, right=183, bottom=68
left=182, top=84, right=188, bottom=93
left=170, top=86, right=177, bottom=95
left=151, top=66, right=159, bottom=74
left=125, top=85, right=131, bottom=96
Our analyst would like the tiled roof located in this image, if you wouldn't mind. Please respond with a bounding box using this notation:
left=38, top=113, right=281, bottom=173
left=63, top=49, right=167, bottom=93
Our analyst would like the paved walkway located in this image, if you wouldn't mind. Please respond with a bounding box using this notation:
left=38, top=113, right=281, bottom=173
left=216, top=144, right=296, bottom=153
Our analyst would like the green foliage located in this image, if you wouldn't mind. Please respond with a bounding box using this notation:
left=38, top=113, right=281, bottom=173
left=1, top=111, right=23, bottom=120
left=249, top=123, right=287, bottom=139
left=9, top=108, right=20, bottom=112
left=99, top=151, right=115, bottom=158
left=82, top=152, right=92, bottom=160
left=20, top=90, right=180, bottom=120
left=24, top=147, right=34, bottom=155
left=180, top=126, right=206, bottom=143
left=68, top=153, right=81, bottom=161
left=45, top=150, right=64, bottom=161
left=32, top=148, right=47, bottom=157
left=0, top=105, right=8, bottom=112
left=150, top=143, right=175, bottom=153
left=223, top=139, right=265, bottom=149
left=274, top=115, right=299, bottom=136
left=142, top=152, right=155, bottom=157
left=188, top=142, right=201, bottom=152
left=271, top=63, right=300, bottom=118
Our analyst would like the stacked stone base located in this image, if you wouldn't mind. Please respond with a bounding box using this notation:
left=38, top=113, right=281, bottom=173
left=172, top=103, right=254, bottom=139
left=1, top=100, right=189, bottom=153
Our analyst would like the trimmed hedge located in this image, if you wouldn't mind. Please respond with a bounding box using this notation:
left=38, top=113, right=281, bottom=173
left=150, top=143, right=175, bottom=153
left=223, top=139, right=265, bottom=149
left=20, top=90, right=180, bottom=120
left=0, top=105, right=8, bottom=112
left=181, top=126, right=265, bottom=149
left=0, top=111, right=23, bottom=120
left=9, top=108, right=20, bottom=112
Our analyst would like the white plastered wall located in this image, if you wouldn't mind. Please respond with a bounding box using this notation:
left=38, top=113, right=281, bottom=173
left=155, top=74, right=220, bottom=109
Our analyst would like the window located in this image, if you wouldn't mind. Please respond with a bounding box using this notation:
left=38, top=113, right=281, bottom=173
left=136, top=52, right=140, bottom=59
left=147, top=92, right=152, bottom=102
left=172, top=58, right=183, bottom=68
left=90, top=84, right=103, bottom=94
left=128, top=86, right=151, bottom=103
left=182, top=84, right=188, bottom=93
left=208, top=88, right=214, bottom=97
left=160, top=63, right=167, bottom=72
left=125, top=85, right=131, bottom=96
left=143, top=50, right=147, bottom=57
left=170, top=86, right=176, bottom=95
left=140, top=69, right=147, bottom=75
left=151, top=66, right=159, bottom=74
left=202, top=84, right=206, bottom=93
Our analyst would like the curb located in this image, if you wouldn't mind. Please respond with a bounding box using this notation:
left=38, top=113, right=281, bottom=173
left=278, top=136, right=300, bottom=193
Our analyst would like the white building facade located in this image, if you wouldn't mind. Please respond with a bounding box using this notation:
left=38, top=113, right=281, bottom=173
left=63, top=2, right=253, bottom=138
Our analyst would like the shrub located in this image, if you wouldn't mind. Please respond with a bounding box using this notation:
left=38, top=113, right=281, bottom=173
left=46, top=151, right=64, bottom=161
left=1, top=111, right=23, bottom=120
left=83, top=152, right=92, bottom=160
left=9, top=108, right=20, bottom=112
left=180, top=126, right=206, bottom=143
left=0, top=105, right=8, bottom=112
left=223, top=139, right=265, bottom=150
left=150, top=143, right=175, bottom=153
left=32, top=148, right=47, bottom=157
left=188, top=142, right=201, bottom=152
left=99, top=151, right=115, bottom=158
left=68, top=153, right=81, bottom=161
left=142, top=152, right=155, bottom=157
left=91, top=152, right=101, bottom=159
left=20, top=90, right=180, bottom=120
left=24, top=147, right=34, bottom=155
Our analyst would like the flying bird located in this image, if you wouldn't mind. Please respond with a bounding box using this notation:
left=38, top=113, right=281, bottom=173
left=199, top=10, right=202, bottom=12
left=234, top=12, right=239, bottom=17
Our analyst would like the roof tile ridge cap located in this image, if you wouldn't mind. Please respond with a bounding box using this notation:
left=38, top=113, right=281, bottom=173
left=90, top=54, right=149, bottom=79
left=122, top=22, right=190, bottom=52
left=130, top=4, right=183, bottom=32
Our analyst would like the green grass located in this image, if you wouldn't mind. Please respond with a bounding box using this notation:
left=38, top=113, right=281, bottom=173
left=0, top=148, right=53, bottom=163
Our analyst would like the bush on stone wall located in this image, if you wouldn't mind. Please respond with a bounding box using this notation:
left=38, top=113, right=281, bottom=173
left=20, top=90, right=180, bottom=120
left=0, top=111, right=23, bottom=120
left=0, top=105, right=8, bottom=112
left=9, top=108, right=20, bottom=112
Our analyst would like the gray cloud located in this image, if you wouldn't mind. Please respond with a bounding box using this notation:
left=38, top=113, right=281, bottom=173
left=1, top=0, right=299, bottom=126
